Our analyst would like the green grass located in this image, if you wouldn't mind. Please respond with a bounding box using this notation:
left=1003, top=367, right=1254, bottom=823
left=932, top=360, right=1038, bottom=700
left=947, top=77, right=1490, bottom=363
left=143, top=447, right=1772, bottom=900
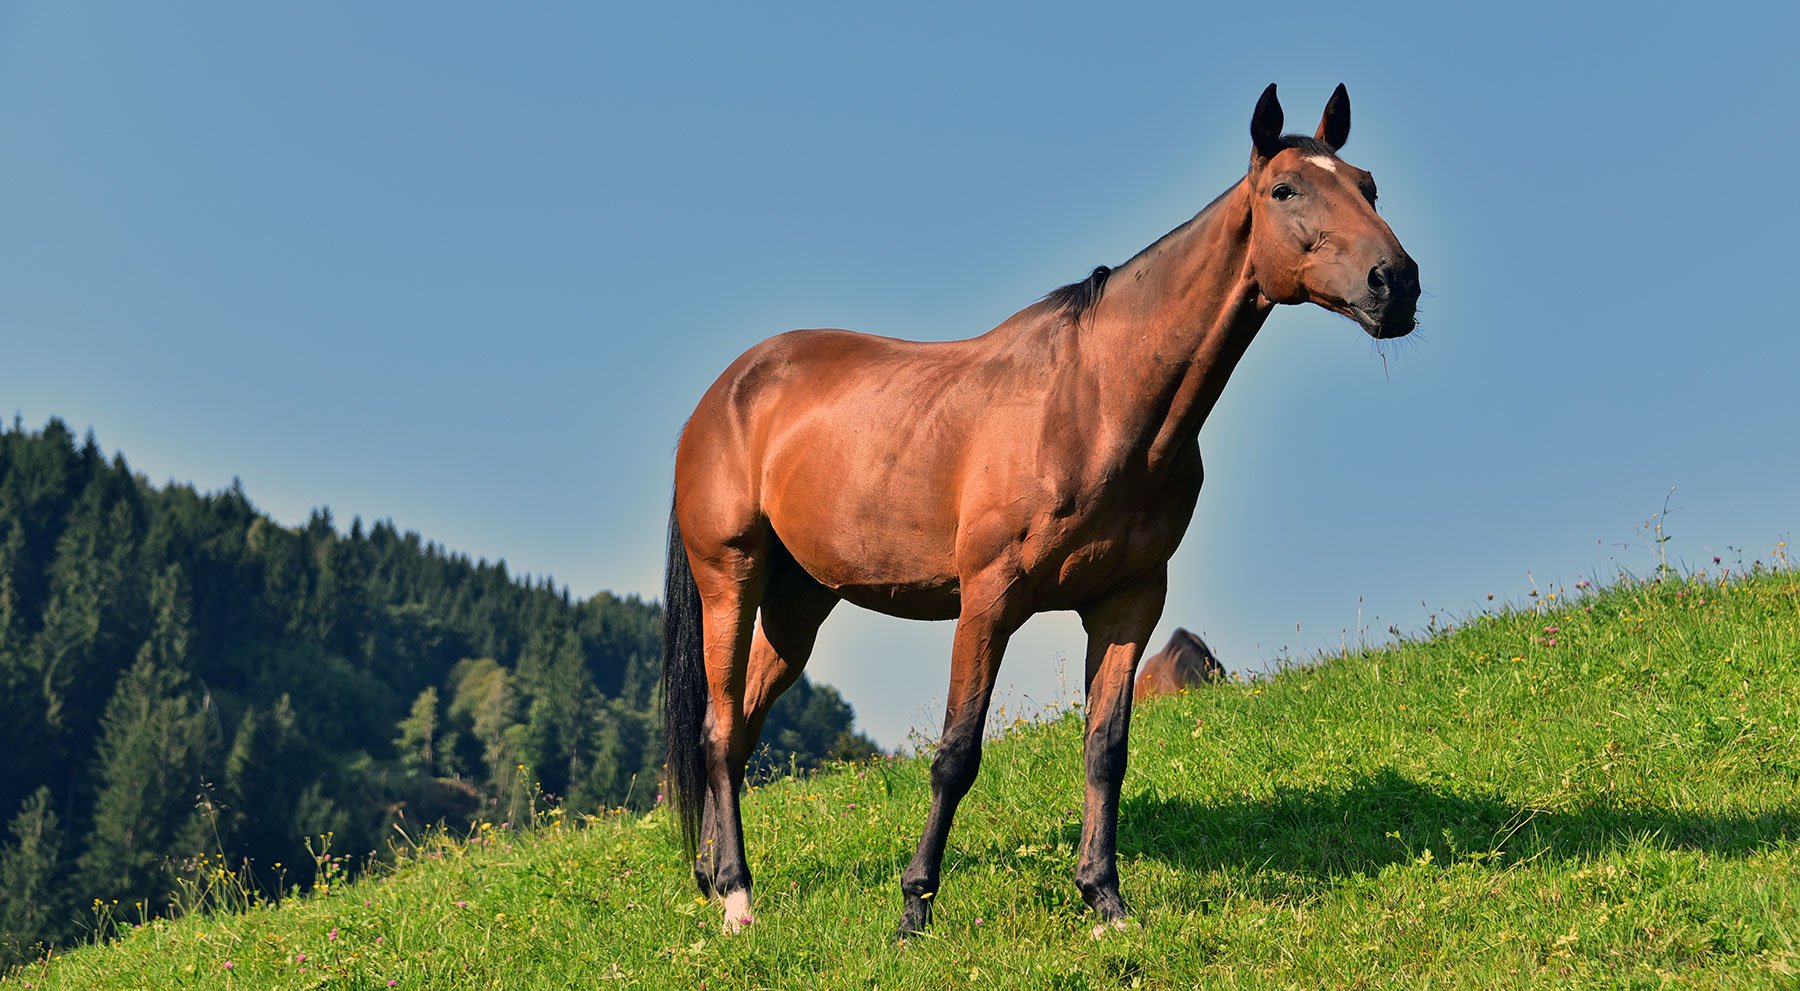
left=12, top=569, right=1800, bottom=989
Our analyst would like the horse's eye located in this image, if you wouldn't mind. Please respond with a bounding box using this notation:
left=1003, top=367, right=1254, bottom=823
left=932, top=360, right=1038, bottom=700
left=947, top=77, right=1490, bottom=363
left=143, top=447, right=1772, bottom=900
left=1271, top=184, right=1296, bottom=202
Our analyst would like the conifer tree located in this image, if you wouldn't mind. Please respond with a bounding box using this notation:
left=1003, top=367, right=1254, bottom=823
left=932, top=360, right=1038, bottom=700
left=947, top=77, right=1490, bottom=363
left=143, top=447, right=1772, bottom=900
left=0, top=786, right=65, bottom=964
left=0, top=521, right=46, bottom=816
left=395, top=686, right=458, bottom=777
left=515, top=626, right=602, bottom=805
left=449, top=658, right=518, bottom=790
left=74, top=654, right=210, bottom=914
left=222, top=695, right=307, bottom=874
left=33, top=475, right=143, bottom=756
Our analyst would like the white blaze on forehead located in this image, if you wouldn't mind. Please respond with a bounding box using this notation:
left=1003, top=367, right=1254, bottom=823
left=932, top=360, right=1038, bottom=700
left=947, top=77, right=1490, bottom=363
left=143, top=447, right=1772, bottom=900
left=1306, top=155, right=1339, bottom=173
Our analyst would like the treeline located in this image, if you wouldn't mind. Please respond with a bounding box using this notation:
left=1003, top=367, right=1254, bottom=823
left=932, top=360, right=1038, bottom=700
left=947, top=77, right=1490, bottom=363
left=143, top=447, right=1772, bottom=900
left=0, top=418, right=878, bottom=962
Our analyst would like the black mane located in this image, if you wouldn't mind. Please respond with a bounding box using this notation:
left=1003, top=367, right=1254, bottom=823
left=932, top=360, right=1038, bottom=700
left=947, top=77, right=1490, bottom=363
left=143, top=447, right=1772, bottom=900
left=1042, top=264, right=1113, bottom=321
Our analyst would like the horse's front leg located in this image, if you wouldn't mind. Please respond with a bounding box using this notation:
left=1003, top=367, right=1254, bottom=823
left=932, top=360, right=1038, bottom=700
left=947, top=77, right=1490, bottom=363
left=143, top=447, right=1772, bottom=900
left=896, top=580, right=1020, bottom=940
left=1074, top=568, right=1166, bottom=935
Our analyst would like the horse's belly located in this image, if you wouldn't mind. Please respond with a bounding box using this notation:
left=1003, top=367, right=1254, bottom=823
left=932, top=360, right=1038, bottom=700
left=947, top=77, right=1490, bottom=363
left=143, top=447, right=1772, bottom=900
left=769, top=496, right=962, bottom=620
left=830, top=577, right=962, bottom=621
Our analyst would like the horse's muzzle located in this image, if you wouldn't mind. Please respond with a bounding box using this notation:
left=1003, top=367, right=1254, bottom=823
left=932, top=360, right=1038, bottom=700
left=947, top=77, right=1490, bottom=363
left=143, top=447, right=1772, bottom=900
left=1360, top=256, right=1420, bottom=339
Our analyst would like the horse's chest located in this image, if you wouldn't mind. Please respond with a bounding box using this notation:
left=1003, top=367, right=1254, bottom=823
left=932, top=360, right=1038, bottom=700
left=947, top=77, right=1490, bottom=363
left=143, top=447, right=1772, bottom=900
left=1027, top=457, right=1203, bottom=602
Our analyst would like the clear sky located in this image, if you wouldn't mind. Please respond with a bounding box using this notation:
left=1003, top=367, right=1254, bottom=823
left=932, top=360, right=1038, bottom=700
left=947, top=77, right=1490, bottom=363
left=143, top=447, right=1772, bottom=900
left=4, top=3, right=1796, bottom=748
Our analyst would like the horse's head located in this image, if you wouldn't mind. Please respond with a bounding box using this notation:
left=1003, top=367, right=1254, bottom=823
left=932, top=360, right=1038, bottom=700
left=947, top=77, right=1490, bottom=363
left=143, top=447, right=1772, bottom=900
left=1244, top=84, right=1419, bottom=339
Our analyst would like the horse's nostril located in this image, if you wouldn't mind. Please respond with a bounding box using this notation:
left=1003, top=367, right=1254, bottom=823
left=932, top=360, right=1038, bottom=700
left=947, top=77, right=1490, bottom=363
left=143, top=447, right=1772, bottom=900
left=1398, top=258, right=1420, bottom=294
left=1367, top=265, right=1386, bottom=295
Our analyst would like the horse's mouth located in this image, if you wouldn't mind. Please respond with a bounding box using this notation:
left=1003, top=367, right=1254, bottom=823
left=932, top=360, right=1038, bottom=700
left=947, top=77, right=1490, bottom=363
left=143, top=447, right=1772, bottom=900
left=1353, top=300, right=1417, bottom=340
left=1368, top=317, right=1416, bottom=340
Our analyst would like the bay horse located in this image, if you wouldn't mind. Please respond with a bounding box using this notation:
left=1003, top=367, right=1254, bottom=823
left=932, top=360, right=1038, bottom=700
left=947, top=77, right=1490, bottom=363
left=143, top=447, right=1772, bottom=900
left=662, top=83, right=1419, bottom=938
left=1132, top=627, right=1226, bottom=698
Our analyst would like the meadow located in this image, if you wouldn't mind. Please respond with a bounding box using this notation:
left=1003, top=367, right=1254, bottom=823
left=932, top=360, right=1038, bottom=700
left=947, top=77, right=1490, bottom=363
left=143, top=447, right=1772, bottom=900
left=10, top=561, right=1799, bottom=989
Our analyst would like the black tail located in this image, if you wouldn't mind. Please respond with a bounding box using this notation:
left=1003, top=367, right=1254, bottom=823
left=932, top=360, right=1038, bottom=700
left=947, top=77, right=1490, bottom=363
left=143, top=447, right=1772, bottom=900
left=661, top=498, right=707, bottom=863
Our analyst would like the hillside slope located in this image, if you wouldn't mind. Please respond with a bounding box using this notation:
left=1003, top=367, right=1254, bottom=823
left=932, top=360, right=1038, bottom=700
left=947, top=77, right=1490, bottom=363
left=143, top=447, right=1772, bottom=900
left=13, top=569, right=1800, bottom=989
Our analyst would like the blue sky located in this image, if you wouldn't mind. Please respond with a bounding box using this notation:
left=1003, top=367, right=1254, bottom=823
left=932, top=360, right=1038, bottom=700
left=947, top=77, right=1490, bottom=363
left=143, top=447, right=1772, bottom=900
left=4, top=4, right=1796, bottom=748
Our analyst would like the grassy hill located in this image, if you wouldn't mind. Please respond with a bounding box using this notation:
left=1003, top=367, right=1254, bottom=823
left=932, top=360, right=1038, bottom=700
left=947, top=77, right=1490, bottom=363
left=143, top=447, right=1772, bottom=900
left=10, top=566, right=1799, bottom=989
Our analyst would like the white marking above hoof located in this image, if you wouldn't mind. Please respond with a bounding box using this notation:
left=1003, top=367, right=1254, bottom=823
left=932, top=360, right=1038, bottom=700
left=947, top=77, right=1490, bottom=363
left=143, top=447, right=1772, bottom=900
left=721, top=890, right=753, bottom=934
left=1089, top=917, right=1130, bottom=940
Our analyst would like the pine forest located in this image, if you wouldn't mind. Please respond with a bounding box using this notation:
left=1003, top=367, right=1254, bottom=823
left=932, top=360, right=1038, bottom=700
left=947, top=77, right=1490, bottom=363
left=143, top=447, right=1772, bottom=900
left=0, top=417, right=878, bottom=962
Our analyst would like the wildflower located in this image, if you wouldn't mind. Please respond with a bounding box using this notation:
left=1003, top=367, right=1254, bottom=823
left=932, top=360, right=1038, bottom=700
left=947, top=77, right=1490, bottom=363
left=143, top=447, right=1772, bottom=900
left=328, top=928, right=339, bottom=941
left=223, top=961, right=235, bottom=970
left=974, top=917, right=984, bottom=926
left=295, top=953, right=306, bottom=964
left=456, top=901, right=468, bottom=909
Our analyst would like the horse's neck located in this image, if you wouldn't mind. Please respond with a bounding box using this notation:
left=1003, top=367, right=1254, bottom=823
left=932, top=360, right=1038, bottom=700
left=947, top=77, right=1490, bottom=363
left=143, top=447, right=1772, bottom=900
left=1080, top=179, right=1271, bottom=473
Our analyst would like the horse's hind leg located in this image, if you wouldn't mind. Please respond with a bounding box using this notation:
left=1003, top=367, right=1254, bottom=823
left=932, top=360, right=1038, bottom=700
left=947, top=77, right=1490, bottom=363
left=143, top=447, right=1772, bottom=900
left=742, top=559, right=839, bottom=758
left=689, top=533, right=771, bottom=934
left=693, top=558, right=837, bottom=907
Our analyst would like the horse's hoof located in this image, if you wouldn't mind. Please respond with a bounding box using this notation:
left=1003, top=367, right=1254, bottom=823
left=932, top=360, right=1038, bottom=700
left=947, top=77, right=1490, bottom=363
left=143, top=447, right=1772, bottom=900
left=894, top=901, right=932, bottom=942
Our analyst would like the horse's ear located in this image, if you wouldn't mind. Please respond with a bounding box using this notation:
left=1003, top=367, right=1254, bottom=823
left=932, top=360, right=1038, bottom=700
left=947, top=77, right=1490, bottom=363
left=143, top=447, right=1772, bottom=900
left=1315, top=83, right=1350, bottom=151
left=1250, top=83, right=1284, bottom=162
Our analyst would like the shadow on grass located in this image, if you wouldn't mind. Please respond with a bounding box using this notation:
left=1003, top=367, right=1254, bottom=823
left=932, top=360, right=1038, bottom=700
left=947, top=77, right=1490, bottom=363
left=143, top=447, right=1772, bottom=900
left=791, top=767, right=1798, bottom=923
left=1097, top=766, right=1798, bottom=882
